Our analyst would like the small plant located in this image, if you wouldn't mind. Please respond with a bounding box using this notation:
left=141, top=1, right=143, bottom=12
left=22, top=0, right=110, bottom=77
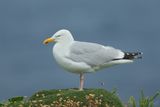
left=111, top=88, right=118, bottom=95
left=128, top=90, right=160, bottom=107
left=129, top=96, right=136, bottom=107
left=0, top=103, right=4, bottom=107
left=0, top=96, right=26, bottom=107
left=8, top=96, right=24, bottom=103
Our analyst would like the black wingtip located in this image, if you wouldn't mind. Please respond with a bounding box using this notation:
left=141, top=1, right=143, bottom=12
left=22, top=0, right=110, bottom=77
left=123, top=52, right=143, bottom=60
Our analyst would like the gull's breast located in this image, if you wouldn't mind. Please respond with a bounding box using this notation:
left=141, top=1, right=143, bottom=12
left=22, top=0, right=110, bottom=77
left=53, top=44, right=92, bottom=74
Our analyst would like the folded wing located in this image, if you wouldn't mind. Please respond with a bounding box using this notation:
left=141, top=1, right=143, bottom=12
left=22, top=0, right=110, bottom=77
left=66, top=41, right=125, bottom=67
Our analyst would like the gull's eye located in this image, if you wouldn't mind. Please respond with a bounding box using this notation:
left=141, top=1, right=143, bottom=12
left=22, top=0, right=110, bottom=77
left=56, top=35, right=61, bottom=37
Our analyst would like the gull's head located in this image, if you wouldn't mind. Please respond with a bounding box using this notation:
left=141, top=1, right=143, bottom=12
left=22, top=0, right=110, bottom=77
left=43, top=29, right=74, bottom=45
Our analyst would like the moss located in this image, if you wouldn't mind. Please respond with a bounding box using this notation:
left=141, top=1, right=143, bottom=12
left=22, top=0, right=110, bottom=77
left=1, top=88, right=123, bottom=107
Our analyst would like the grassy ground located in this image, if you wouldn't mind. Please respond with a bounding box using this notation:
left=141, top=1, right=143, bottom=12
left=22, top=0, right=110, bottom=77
left=0, top=88, right=123, bottom=107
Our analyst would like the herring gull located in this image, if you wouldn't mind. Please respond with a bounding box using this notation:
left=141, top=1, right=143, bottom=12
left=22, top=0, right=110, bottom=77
left=43, top=29, right=142, bottom=90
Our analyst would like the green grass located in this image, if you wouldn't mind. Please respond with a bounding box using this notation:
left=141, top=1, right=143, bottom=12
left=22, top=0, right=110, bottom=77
left=128, top=90, right=160, bottom=107
left=0, top=88, right=123, bottom=107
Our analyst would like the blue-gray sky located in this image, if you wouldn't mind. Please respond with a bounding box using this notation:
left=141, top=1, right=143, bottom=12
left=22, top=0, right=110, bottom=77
left=0, top=0, right=160, bottom=103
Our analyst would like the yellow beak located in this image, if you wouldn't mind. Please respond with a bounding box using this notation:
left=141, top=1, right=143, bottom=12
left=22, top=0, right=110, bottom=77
left=43, top=37, right=55, bottom=45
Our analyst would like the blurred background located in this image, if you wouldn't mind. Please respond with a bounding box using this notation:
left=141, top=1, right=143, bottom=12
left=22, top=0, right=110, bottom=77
left=0, top=0, right=160, bottom=104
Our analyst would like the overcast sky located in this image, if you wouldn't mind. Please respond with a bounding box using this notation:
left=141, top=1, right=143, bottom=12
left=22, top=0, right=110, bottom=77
left=0, top=0, right=160, bottom=103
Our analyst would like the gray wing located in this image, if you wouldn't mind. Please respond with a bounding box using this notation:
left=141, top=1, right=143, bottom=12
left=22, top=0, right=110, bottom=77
left=66, top=41, right=124, bottom=67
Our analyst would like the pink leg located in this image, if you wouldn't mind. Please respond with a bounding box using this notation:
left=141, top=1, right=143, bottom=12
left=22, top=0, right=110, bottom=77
left=79, top=73, right=84, bottom=91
